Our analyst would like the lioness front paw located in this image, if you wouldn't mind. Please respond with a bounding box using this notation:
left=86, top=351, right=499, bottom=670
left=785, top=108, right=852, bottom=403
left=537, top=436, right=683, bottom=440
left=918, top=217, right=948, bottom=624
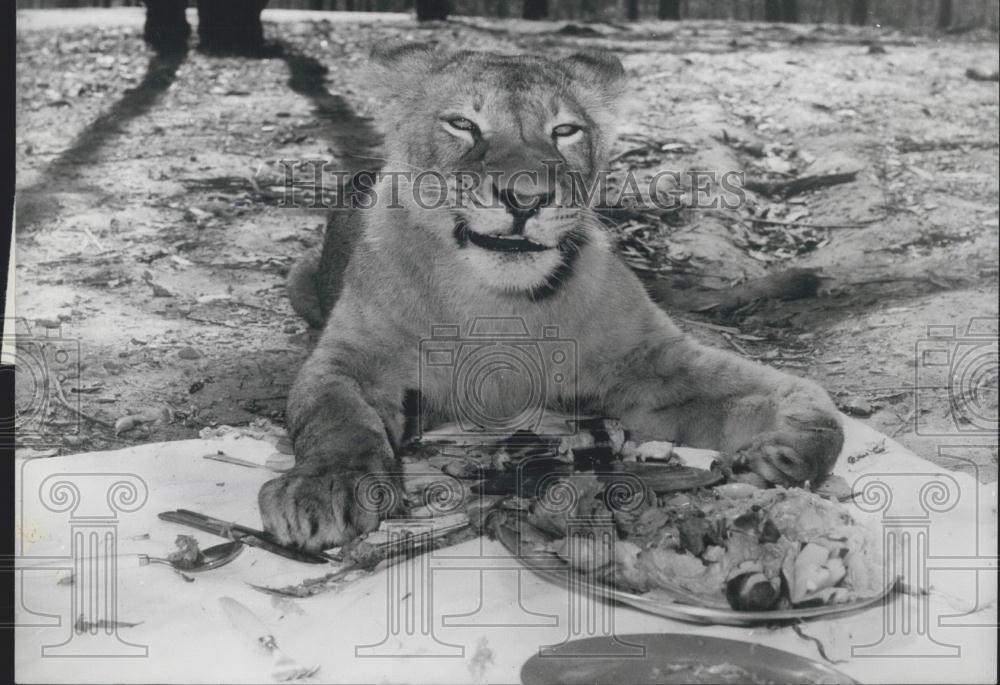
left=733, top=410, right=843, bottom=487
left=258, top=465, right=402, bottom=551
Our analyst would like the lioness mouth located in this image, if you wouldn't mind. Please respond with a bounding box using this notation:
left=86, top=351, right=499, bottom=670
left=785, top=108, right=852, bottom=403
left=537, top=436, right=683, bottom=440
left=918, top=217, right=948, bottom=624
left=454, top=222, right=551, bottom=253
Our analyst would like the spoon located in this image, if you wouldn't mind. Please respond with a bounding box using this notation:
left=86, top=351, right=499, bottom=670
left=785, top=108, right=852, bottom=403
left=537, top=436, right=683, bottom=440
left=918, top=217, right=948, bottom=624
left=138, top=540, right=244, bottom=573
left=15, top=540, right=245, bottom=578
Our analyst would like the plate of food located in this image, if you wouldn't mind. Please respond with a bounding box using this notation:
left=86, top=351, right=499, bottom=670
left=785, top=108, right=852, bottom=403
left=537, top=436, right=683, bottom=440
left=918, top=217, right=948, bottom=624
left=520, top=633, right=858, bottom=684
left=491, top=473, right=896, bottom=626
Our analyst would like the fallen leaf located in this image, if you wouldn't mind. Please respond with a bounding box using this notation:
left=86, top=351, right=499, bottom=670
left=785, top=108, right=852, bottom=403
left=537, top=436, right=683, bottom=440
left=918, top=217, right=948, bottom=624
left=74, top=615, right=142, bottom=632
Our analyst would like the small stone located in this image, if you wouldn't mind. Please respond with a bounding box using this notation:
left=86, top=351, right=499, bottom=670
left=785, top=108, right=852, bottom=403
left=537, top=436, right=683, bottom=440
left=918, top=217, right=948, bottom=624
left=841, top=396, right=873, bottom=417
left=177, top=346, right=203, bottom=360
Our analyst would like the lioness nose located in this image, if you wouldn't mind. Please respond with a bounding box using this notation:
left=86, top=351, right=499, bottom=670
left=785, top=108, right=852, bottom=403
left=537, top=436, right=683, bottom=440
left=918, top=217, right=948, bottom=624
left=497, top=188, right=554, bottom=219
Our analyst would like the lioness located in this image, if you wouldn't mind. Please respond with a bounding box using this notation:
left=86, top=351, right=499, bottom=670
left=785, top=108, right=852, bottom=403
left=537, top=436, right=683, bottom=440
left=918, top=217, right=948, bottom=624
left=260, top=45, right=844, bottom=551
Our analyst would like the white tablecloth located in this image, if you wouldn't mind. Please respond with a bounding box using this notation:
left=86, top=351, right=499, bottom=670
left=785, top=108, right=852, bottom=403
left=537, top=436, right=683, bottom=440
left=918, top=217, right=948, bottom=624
left=14, top=418, right=998, bottom=683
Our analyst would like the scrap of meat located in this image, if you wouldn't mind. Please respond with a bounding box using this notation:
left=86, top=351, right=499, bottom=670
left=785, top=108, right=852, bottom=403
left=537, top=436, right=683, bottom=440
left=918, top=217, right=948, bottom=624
left=527, top=478, right=884, bottom=611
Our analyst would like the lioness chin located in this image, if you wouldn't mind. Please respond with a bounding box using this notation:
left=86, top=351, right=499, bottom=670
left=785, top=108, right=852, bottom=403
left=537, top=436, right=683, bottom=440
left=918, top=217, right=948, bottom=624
left=261, top=45, right=844, bottom=551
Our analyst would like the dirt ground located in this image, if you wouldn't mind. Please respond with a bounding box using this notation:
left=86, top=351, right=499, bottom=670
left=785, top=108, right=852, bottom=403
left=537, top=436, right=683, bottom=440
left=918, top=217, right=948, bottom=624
left=13, top=9, right=999, bottom=481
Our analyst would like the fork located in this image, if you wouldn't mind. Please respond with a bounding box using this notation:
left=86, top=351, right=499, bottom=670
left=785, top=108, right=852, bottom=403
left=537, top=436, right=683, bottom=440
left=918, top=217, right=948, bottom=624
left=219, top=597, right=319, bottom=681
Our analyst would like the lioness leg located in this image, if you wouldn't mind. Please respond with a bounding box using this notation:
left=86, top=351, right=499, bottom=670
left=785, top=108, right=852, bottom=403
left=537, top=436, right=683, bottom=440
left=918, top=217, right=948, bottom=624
left=608, top=337, right=843, bottom=486
left=259, top=340, right=406, bottom=550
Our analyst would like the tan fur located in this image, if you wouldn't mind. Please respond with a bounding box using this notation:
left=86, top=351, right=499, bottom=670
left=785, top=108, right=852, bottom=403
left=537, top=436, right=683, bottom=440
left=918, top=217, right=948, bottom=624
left=260, top=47, right=844, bottom=551
left=285, top=248, right=324, bottom=328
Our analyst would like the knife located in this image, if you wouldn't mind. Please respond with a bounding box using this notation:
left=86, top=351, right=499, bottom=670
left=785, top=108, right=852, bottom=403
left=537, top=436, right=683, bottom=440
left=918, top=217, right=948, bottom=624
left=158, top=509, right=333, bottom=565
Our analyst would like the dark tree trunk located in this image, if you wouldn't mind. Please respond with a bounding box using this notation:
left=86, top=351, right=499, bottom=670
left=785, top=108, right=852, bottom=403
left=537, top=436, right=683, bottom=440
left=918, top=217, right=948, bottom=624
left=658, top=0, right=680, bottom=20
left=765, top=0, right=799, bottom=22
left=937, top=0, right=952, bottom=29
left=143, top=0, right=190, bottom=54
left=415, top=0, right=449, bottom=20
left=781, top=0, right=799, bottom=22
left=626, top=0, right=640, bottom=21
left=196, top=0, right=269, bottom=55
left=522, top=0, right=547, bottom=20
left=849, top=0, right=867, bottom=25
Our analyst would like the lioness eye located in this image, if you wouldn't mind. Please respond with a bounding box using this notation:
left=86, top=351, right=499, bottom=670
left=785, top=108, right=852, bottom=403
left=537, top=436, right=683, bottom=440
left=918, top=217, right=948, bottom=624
left=445, top=117, right=480, bottom=135
left=552, top=124, right=583, bottom=138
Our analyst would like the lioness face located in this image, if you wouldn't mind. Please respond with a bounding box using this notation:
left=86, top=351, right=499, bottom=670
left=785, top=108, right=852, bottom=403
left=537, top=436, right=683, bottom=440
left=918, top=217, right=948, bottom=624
left=370, top=47, right=625, bottom=296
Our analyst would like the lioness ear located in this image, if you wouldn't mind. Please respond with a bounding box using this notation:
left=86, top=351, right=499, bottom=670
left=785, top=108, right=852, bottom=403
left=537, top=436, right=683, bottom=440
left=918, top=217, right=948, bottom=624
left=561, top=50, right=627, bottom=100
left=365, top=41, right=438, bottom=101
left=561, top=50, right=630, bottom=143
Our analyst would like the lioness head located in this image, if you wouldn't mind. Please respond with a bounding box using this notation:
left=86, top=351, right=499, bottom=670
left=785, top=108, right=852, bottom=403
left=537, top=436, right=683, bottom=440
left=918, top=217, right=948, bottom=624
left=367, top=45, right=626, bottom=297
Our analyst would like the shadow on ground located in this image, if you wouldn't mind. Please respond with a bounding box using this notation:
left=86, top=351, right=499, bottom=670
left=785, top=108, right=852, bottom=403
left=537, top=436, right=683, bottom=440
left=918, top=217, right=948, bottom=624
left=17, top=48, right=189, bottom=232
